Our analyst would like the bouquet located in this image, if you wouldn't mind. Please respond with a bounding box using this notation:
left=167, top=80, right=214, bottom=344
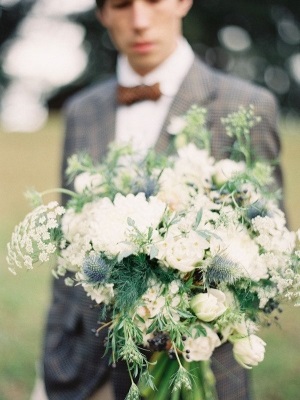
left=7, top=105, right=300, bottom=400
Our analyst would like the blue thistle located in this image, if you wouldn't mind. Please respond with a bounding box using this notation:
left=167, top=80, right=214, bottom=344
left=131, top=176, right=158, bottom=198
left=205, top=255, right=240, bottom=285
left=246, top=200, right=268, bottom=219
left=82, top=254, right=111, bottom=283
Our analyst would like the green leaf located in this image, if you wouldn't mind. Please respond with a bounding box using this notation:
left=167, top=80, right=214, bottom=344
left=150, top=245, right=159, bottom=260
left=127, top=217, right=136, bottom=226
left=192, top=209, right=203, bottom=230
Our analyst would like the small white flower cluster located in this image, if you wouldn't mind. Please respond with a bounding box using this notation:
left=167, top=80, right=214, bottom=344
left=82, top=279, right=114, bottom=305
left=7, top=201, right=65, bottom=274
left=135, top=280, right=188, bottom=346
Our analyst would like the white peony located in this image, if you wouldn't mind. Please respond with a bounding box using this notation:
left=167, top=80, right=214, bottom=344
left=113, top=193, right=166, bottom=234
left=233, top=334, right=266, bottom=369
left=183, top=325, right=221, bottom=362
left=190, top=289, right=228, bottom=322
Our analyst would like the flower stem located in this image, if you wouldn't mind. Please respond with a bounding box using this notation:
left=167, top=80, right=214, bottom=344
left=172, top=343, right=183, bottom=368
left=40, top=188, right=77, bottom=198
left=96, top=320, right=113, bottom=333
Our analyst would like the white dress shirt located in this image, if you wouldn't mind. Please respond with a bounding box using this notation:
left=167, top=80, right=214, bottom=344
left=116, top=37, right=195, bottom=154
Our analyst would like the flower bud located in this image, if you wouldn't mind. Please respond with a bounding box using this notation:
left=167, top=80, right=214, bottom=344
left=233, top=334, right=266, bottom=369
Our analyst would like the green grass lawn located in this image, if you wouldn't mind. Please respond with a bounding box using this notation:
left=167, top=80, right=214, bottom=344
left=0, top=114, right=299, bottom=400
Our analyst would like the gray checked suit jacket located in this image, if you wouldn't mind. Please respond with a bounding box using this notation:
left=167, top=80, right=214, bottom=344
left=42, top=57, right=282, bottom=400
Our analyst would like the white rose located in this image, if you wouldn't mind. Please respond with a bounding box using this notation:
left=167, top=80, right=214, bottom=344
left=183, top=325, right=221, bottom=362
left=74, top=172, right=103, bottom=194
left=160, top=231, right=209, bottom=273
left=233, top=334, right=266, bottom=369
left=214, top=159, right=246, bottom=186
left=190, top=289, right=227, bottom=322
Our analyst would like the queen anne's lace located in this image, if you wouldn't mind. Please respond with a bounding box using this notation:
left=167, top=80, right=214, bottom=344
left=7, top=201, right=65, bottom=274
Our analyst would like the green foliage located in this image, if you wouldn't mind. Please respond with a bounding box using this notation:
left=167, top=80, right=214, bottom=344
left=221, top=105, right=261, bottom=167
left=232, top=285, right=261, bottom=321
left=65, top=153, right=96, bottom=183
left=110, top=254, right=151, bottom=310
left=174, top=105, right=210, bottom=151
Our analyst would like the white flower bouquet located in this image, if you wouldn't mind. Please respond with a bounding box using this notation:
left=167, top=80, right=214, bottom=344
left=7, top=106, right=300, bottom=400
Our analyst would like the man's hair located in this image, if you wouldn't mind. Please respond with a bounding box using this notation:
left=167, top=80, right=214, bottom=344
left=96, top=0, right=105, bottom=9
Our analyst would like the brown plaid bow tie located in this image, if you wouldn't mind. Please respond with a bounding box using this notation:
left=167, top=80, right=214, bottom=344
left=117, top=83, right=161, bottom=105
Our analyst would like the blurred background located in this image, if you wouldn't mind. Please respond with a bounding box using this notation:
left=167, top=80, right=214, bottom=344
left=0, top=1, right=299, bottom=399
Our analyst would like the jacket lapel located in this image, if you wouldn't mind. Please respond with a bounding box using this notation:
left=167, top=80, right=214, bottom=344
left=155, top=57, right=218, bottom=154
left=92, top=79, right=118, bottom=160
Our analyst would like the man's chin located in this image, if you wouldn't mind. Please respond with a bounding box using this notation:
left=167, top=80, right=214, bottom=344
left=128, top=54, right=168, bottom=76
left=129, top=59, right=160, bottom=76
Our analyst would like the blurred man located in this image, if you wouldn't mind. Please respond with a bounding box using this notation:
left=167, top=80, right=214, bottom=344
left=39, top=0, right=283, bottom=399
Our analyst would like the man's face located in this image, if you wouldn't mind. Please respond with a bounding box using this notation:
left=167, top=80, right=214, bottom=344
left=98, top=0, right=192, bottom=76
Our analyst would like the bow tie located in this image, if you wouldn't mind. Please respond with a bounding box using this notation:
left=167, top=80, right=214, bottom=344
left=117, top=83, right=161, bottom=105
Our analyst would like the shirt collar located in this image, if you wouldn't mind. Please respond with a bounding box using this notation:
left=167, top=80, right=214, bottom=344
left=117, top=37, right=195, bottom=97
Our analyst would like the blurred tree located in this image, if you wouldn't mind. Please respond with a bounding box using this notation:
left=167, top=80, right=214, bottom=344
left=0, top=1, right=34, bottom=45
left=50, top=0, right=299, bottom=114
left=0, top=0, right=35, bottom=89
left=0, top=0, right=299, bottom=115
left=184, top=0, right=300, bottom=115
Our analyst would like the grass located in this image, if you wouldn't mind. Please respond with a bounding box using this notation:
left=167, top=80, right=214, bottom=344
left=0, top=114, right=62, bottom=400
left=0, top=114, right=300, bottom=400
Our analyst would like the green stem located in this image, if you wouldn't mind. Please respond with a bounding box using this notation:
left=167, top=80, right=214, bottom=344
left=40, top=188, right=77, bottom=198
left=126, top=360, right=135, bottom=385
left=172, top=344, right=183, bottom=369
left=96, top=320, right=113, bottom=333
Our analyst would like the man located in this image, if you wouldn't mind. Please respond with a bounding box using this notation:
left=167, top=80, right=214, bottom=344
left=41, top=0, right=283, bottom=399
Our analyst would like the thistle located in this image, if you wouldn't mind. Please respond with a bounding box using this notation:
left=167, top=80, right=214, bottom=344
left=131, top=175, right=159, bottom=198
left=205, top=255, right=240, bottom=285
left=246, top=200, right=268, bottom=220
left=82, top=254, right=111, bottom=283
